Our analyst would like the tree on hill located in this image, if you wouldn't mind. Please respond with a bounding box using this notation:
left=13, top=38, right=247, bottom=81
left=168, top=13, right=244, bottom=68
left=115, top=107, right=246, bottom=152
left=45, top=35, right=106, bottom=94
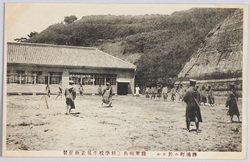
left=14, top=37, right=27, bottom=42
left=64, top=15, right=78, bottom=24
left=27, top=31, right=38, bottom=38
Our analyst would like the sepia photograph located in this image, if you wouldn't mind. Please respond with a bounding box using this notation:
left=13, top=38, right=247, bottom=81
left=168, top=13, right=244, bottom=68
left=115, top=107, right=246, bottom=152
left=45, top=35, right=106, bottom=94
left=2, top=3, right=247, bottom=159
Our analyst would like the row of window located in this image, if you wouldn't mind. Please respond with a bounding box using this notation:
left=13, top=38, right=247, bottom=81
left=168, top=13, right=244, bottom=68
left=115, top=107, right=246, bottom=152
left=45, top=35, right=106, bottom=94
left=7, top=71, right=62, bottom=84
left=7, top=71, right=117, bottom=85
left=69, top=73, right=117, bottom=85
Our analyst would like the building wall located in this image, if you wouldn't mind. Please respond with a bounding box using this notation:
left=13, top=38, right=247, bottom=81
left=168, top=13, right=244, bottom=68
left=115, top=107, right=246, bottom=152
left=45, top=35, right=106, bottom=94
left=7, top=64, right=135, bottom=95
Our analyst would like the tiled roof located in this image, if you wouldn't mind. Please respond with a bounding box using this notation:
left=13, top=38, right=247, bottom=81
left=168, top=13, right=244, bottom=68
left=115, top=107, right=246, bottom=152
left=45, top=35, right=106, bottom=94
left=7, top=42, right=136, bottom=69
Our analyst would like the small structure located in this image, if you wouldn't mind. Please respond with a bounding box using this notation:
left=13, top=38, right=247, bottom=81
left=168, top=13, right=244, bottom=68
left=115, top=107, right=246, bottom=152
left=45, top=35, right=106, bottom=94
left=6, top=42, right=136, bottom=95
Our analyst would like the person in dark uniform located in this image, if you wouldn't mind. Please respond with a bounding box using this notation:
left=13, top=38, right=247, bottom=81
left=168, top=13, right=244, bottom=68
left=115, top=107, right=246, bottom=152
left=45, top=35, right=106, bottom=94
left=226, top=84, right=240, bottom=122
left=183, top=79, right=202, bottom=132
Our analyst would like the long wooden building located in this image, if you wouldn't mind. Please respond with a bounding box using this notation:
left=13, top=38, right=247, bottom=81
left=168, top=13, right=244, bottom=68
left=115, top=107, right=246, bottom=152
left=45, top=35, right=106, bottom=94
left=6, top=42, right=136, bottom=95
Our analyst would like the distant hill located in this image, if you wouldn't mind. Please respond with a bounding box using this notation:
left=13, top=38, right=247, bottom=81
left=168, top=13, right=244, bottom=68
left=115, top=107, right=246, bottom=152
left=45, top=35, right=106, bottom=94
left=23, top=8, right=237, bottom=86
left=178, top=9, right=243, bottom=80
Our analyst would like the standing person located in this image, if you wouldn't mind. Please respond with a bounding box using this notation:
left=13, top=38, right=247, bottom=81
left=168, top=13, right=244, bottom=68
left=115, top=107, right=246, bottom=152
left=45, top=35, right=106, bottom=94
left=65, top=82, right=76, bottom=115
left=46, top=84, right=50, bottom=97
left=135, top=85, right=140, bottom=98
left=98, top=84, right=102, bottom=95
left=79, top=84, right=84, bottom=96
left=200, top=86, right=207, bottom=106
left=156, top=85, right=162, bottom=100
left=207, top=85, right=215, bottom=106
left=178, top=85, right=184, bottom=102
left=151, top=87, right=156, bottom=100
left=162, top=86, right=168, bottom=101
left=102, top=82, right=113, bottom=107
left=171, top=86, right=176, bottom=101
left=55, top=82, right=63, bottom=100
left=226, top=84, right=240, bottom=122
left=145, top=87, right=150, bottom=99
left=183, top=79, right=202, bottom=133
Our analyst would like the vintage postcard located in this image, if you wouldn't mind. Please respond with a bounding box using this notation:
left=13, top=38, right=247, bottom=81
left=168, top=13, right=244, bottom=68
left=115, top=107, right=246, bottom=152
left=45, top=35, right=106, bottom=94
left=2, top=3, right=247, bottom=159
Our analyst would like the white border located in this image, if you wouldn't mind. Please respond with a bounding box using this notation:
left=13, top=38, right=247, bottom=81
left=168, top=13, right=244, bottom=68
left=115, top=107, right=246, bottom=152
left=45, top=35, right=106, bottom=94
left=1, top=0, right=249, bottom=162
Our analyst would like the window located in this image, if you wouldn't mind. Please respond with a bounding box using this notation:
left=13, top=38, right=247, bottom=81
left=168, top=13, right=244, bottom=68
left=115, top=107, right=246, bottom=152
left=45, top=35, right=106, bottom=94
left=69, top=73, right=81, bottom=85
left=16, top=71, right=25, bottom=84
left=33, top=71, right=45, bottom=84
left=50, top=72, right=62, bottom=84
left=95, top=74, right=105, bottom=85
left=7, top=71, right=19, bottom=84
left=82, top=74, right=93, bottom=85
left=106, top=74, right=117, bottom=85
left=25, top=73, right=34, bottom=84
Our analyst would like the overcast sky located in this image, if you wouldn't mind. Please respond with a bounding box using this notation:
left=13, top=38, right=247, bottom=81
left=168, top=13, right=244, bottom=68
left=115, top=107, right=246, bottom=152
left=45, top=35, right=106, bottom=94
left=4, top=3, right=195, bottom=41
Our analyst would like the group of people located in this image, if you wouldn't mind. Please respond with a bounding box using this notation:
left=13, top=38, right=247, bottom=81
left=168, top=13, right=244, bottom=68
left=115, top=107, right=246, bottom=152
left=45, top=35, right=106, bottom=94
left=144, top=86, right=173, bottom=100
left=45, top=81, right=113, bottom=115
left=46, top=79, right=241, bottom=132
left=183, top=79, right=240, bottom=133
left=64, top=82, right=113, bottom=114
left=138, top=83, right=215, bottom=108
left=198, top=85, right=215, bottom=106
left=143, top=85, right=185, bottom=102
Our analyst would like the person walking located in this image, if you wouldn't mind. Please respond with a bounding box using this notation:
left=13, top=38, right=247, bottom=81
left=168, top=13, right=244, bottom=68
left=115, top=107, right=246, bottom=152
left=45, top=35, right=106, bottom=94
left=102, top=82, right=113, bottom=107
left=65, top=82, right=77, bottom=115
left=226, top=84, right=240, bottom=122
left=79, top=84, right=84, bottom=96
left=183, top=79, right=202, bottom=133
left=55, top=82, right=63, bottom=100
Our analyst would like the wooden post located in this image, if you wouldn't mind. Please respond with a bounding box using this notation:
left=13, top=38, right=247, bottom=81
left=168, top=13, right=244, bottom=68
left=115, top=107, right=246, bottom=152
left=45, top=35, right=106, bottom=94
left=44, top=95, right=49, bottom=109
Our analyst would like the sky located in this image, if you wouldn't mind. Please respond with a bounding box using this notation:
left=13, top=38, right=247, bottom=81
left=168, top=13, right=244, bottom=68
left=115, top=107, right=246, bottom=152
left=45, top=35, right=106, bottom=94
left=4, top=3, right=195, bottom=41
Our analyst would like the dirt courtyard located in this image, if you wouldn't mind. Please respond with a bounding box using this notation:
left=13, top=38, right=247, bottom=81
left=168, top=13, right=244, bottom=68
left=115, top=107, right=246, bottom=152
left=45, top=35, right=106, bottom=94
left=5, top=94, right=242, bottom=152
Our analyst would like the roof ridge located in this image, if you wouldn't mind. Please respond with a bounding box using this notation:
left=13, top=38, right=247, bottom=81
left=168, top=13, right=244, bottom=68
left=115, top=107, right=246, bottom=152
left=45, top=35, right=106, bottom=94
left=7, top=42, right=97, bottom=50
left=96, top=49, right=136, bottom=69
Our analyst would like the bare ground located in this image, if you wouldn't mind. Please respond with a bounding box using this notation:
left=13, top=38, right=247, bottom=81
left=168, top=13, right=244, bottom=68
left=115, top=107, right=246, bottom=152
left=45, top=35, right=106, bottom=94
left=6, top=94, right=242, bottom=151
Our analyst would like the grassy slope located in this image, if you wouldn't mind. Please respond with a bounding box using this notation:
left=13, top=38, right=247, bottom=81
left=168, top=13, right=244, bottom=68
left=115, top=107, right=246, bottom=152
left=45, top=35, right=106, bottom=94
left=24, top=8, right=236, bottom=86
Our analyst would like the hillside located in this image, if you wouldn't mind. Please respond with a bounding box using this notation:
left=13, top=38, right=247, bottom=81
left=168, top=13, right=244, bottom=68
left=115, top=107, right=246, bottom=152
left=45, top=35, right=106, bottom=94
left=178, top=9, right=243, bottom=80
left=23, top=8, right=237, bottom=86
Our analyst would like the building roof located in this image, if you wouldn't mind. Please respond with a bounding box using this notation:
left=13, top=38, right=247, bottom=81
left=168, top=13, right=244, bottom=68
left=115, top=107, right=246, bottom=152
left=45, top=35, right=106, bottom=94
left=7, top=42, right=136, bottom=70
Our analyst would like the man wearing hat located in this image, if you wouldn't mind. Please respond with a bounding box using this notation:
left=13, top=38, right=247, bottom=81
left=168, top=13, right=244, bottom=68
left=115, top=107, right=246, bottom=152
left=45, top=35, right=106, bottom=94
left=65, top=81, right=77, bottom=115
left=102, top=82, right=113, bottom=107
left=225, top=83, right=240, bottom=122
left=183, top=79, right=202, bottom=132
